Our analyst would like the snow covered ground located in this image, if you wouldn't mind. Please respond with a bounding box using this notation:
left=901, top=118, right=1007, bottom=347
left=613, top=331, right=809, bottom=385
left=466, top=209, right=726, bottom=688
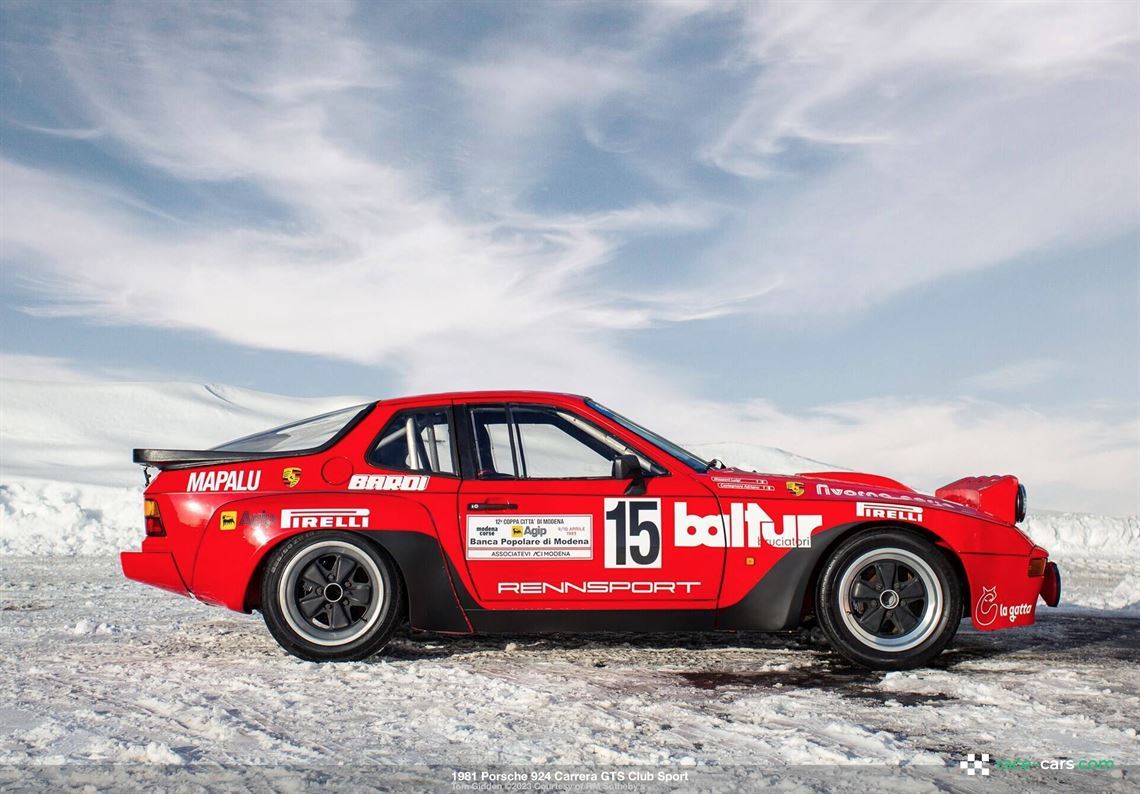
left=0, top=377, right=1136, bottom=789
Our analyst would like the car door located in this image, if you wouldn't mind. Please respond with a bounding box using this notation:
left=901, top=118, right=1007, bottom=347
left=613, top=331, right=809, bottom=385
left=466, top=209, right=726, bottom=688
left=456, top=400, right=724, bottom=611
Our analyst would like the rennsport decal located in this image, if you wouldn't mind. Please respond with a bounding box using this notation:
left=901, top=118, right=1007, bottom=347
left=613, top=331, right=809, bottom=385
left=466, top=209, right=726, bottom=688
left=187, top=469, right=260, bottom=492
left=280, top=508, right=370, bottom=529
left=675, top=502, right=821, bottom=549
left=467, top=515, right=592, bottom=560
left=604, top=498, right=662, bottom=569
left=348, top=474, right=430, bottom=491
left=709, top=476, right=774, bottom=492
left=855, top=501, right=924, bottom=523
left=975, top=586, right=1033, bottom=626
left=497, top=581, right=700, bottom=595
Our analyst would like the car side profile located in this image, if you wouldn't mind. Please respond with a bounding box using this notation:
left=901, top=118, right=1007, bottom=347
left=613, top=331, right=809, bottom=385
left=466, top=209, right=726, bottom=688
left=123, top=391, right=1061, bottom=669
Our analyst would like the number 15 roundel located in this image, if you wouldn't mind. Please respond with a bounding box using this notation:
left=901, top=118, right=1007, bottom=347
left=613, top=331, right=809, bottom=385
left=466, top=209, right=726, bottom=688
left=604, top=498, right=662, bottom=569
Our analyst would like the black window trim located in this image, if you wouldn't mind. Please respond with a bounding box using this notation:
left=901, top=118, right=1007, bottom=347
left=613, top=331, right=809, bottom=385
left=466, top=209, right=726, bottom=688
left=364, top=405, right=461, bottom=479
left=458, top=401, right=669, bottom=482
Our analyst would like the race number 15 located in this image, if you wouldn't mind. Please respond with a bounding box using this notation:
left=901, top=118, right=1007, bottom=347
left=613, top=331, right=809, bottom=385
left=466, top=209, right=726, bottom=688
left=604, top=498, right=662, bottom=569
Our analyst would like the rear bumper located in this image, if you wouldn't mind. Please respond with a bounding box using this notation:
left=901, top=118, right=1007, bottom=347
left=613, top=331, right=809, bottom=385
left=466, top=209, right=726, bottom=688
left=120, top=550, right=189, bottom=597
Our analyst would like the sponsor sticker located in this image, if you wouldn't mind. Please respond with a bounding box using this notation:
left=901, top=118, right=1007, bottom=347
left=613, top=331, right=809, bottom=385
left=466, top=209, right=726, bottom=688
left=281, top=508, right=370, bottom=529
left=219, top=510, right=237, bottom=531
left=187, top=469, right=260, bottom=492
left=282, top=467, right=302, bottom=488
left=856, top=501, right=923, bottom=523
left=710, top=476, right=775, bottom=492
left=498, top=581, right=700, bottom=595
left=675, top=501, right=821, bottom=549
left=467, top=515, right=592, bottom=560
left=975, top=586, right=1033, bottom=626
left=785, top=481, right=805, bottom=497
left=815, top=483, right=958, bottom=509
left=238, top=510, right=273, bottom=529
left=348, top=474, right=430, bottom=491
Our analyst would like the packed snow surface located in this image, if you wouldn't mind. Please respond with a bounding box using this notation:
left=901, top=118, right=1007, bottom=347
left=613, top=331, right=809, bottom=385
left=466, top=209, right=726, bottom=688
left=1, top=377, right=1137, bottom=789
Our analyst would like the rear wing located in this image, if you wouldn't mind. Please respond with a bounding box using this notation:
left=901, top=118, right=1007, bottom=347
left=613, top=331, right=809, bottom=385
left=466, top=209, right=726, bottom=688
left=132, top=448, right=285, bottom=470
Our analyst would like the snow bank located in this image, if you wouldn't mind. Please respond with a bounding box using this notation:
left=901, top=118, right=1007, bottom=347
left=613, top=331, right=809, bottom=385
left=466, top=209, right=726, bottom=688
left=0, top=478, right=141, bottom=556
left=1022, top=510, right=1140, bottom=557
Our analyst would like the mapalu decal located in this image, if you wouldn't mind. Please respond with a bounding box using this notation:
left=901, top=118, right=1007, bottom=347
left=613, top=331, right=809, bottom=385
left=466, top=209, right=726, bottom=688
left=187, top=469, right=260, bottom=492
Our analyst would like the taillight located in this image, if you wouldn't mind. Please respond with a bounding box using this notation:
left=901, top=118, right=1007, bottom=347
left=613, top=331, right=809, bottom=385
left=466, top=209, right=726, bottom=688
left=144, top=498, right=166, bottom=537
left=1028, top=556, right=1046, bottom=577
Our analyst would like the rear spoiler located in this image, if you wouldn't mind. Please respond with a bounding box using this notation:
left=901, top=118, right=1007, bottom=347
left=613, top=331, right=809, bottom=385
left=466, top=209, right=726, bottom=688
left=132, top=448, right=284, bottom=470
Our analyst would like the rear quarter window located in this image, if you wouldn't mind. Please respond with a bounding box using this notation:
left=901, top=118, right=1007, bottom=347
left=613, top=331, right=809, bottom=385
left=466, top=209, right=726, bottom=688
left=212, top=403, right=371, bottom=454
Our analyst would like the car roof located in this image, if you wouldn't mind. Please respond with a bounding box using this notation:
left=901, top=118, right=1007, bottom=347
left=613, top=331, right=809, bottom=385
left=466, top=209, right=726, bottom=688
left=377, top=389, right=589, bottom=405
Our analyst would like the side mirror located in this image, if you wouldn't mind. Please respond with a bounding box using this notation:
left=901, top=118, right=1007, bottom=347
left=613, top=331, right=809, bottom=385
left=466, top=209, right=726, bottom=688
left=612, top=454, right=646, bottom=495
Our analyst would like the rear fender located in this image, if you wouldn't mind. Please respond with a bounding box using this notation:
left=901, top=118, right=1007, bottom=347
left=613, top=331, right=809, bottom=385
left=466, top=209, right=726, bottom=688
left=189, top=494, right=454, bottom=618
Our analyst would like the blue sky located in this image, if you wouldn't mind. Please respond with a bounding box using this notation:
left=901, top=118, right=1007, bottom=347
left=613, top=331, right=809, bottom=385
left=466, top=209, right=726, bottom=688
left=1, top=1, right=1137, bottom=514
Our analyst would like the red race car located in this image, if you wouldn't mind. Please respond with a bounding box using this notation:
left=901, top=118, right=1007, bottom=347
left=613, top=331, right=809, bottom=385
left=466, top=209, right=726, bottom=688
left=124, top=391, right=1061, bottom=669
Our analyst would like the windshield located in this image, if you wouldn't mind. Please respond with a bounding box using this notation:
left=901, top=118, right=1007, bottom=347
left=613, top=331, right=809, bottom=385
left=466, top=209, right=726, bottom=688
left=585, top=399, right=709, bottom=472
left=212, top=403, right=371, bottom=454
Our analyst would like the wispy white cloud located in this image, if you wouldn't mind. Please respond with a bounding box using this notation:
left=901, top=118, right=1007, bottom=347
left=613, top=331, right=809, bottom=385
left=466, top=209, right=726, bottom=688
left=0, top=354, right=86, bottom=383
left=962, top=358, right=1065, bottom=393
left=0, top=1, right=1136, bottom=515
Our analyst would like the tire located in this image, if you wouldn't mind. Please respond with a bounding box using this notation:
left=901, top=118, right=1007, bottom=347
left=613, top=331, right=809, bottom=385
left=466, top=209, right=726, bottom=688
left=816, top=530, right=962, bottom=670
left=261, top=531, right=404, bottom=661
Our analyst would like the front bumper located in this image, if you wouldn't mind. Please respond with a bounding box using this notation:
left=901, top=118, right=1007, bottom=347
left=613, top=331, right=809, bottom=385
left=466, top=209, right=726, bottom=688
left=120, top=550, right=189, bottom=596
left=962, top=548, right=1061, bottom=631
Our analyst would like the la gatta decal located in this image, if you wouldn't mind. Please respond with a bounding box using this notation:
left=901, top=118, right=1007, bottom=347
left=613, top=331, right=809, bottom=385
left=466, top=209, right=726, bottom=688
left=975, top=586, right=999, bottom=626
left=975, top=586, right=1033, bottom=626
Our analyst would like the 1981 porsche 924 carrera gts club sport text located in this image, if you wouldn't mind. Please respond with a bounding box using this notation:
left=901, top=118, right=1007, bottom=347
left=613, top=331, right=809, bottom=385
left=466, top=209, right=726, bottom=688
left=124, top=391, right=1061, bottom=669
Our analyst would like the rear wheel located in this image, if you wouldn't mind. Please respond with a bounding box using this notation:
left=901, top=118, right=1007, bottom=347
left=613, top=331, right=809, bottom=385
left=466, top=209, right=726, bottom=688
left=816, top=530, right=962, bottom=669
left=261, top=531, right=403, bottom=661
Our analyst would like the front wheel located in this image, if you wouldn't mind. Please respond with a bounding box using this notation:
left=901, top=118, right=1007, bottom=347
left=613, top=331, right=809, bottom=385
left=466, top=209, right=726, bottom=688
left=261, top=531, right=404, bottom=661
left=816, top=530, right=962, bottom=670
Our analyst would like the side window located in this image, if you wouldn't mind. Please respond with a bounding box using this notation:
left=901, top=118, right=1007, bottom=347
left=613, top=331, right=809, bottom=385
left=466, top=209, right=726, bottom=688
left=469, top=406, right=519, bottom=478
left=468, top=404, right=659, bottom=479
left=512, top=406, right=615, bottom=478
left=369, top=408, right=456, bottom=475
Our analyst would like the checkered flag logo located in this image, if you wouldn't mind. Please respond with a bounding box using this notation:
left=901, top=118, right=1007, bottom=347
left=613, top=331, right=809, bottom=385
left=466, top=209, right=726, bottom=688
left=960, top=752, right=990, bottom=776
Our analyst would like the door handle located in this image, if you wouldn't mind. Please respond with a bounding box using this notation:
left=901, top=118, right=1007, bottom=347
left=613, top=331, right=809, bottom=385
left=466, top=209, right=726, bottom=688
left=468, top=502, right=518, bottom=511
